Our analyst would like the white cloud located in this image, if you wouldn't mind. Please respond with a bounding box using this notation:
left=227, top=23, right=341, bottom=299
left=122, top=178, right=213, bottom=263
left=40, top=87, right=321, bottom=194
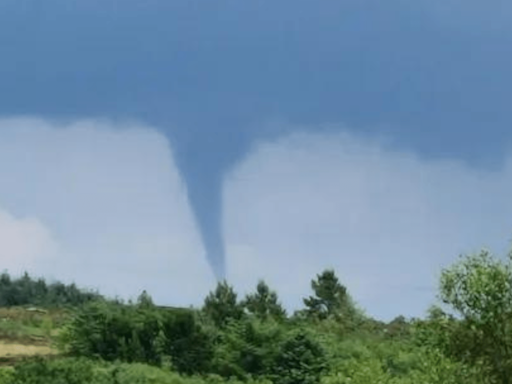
left=0, top=209, right=59, bottom=276
left=3, top=117, right=511, bottom=320
left=0, top=118, right=215, bottom=307
left=224, top=128, right=512, bottom=321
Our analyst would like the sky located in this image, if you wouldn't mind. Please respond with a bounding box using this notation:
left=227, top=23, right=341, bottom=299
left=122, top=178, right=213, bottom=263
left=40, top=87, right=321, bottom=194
left=0, top=0, right=511, bottom=320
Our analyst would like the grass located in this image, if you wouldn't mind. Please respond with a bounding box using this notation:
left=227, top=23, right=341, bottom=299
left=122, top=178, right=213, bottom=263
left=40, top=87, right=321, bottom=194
left=0, top=307, right=67, bottom=366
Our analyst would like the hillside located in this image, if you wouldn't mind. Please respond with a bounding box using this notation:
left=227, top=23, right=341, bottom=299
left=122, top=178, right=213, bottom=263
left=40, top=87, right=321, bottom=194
left=0, top=248, right=510, bottom=383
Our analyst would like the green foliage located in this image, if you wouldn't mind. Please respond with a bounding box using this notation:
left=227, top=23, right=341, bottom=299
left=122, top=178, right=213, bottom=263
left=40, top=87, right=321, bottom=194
left=160, top=309, right=213, bottom=375
left=211, top=318, right=283, bottom=380
left=8, top=357, right=98, bottom=384
left=106, top=362, right=189, bottom=384
left=270, top=330, right=326, bottom=384
left=61, top=300, right=163, bottom=365
left=0, top=358, right=274, bottom=384
left=0, top=271, right=102, bottom=308
left=437, top=249, right=512, bottom=383
left=0, top=307, right=64, bottom=345
left=320, top=336, right=492, bottom=384
left=412, top=306, right=476, bottom=363
left=8, top=246, right=512, bottom=384
left=242, top=281, right=286, bottom=321
left=0, top=368, right=14, bottom=384
left=136, top=291, right=155, bottom=310
left=203, top=281, right=244, bottom=329
left=303, top=269, right=361, bottom=325
left=0, top=319, right=24, bottom=339
left=384, top=316, right=412, bottom=340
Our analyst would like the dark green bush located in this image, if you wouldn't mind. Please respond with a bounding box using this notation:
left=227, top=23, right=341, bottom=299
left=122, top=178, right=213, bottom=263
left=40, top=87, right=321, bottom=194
left=270, top=330, right=326, bottom=384
left=210, top=318, right=283, bottom=380
left=61, top=300, right=163, bottom=365
left=160, top=309, right=214, bottom=375
left=9, top=357, right=98, bottom=384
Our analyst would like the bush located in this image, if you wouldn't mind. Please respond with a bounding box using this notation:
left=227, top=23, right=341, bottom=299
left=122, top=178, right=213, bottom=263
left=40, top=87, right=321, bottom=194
left=0, top=368, right=14, bottom=384
left=160, top=309, right=213, bottom=375
left=270, top=330, right=326, bottom=384
left=9, top=357, right=99, bottom=384
left=2, top=358, right=274, bottom=384
left=210, top=318, right=283, bottom=380
left=61, top=300, right=164, bottom=365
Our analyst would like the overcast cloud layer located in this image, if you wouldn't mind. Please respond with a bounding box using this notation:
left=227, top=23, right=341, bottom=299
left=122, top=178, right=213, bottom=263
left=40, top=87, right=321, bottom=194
left=1, top=120, right=512, bottom=320
left=224, top=128, right=512, bottom=320
left=0, top=119, right=215, bottom=306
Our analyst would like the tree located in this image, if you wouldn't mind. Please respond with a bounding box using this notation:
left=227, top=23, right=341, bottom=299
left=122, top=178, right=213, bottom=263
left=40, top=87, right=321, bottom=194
left=34, top=278, right=49, bottom=304
left=160, top=309, right=214, bottom=374
left=203, top=281, right=244, bottom=328
left=211, top=317, right=284, bottom=379
left=62, top=300, right=163, bottom=365
left=385, top=315, right=412, bottom=340
left=270, top=330, right=326, bottom=384
left=437, top=249, right=512, bottom=384
left=242, top=280, right=286, bottom=321
left=132, top=308, right=162, bottom=365
left=303, top=269, right=357, bottom=322
left=136, top=290, right=155, bottom=309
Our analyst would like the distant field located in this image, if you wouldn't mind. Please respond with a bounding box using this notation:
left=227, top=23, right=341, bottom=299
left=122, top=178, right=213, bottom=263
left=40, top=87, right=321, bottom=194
left=0, top=307, right=67, bottom=365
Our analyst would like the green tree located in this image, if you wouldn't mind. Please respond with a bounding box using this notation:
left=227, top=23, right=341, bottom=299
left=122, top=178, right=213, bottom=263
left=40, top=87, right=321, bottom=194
left=270, top=330, right=326, bottom=384
left=61, top=300, right=163, bottom=365
left=160, top=309, right=214, bottom=375
left=211, top=317, right=284, bottom=380
left=437, top=249, right=512, bottom=383
left=136, top=290, right=155, bottom=309
left=203, top=281, right=244, bottom=329
left=303, top=269, right=358, bottom=322
left=34, top=278, right=49, bottom=304
left=385, top=315, right=412, bottom=340
left=242, top=280, right=286, bottom=321
left=132, top=308, right=162, bottom=365
left=10, top=357, right=97, bottom=384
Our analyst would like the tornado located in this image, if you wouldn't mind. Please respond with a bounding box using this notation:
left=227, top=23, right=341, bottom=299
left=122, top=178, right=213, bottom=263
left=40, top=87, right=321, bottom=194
left=165, top=128, right=250, bottom=282
left=162, top=124, right=307, bottom=281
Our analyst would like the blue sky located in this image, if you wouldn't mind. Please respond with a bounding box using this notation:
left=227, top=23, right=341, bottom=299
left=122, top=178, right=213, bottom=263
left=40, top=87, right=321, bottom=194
left=0, top=1, right=511, bottom=320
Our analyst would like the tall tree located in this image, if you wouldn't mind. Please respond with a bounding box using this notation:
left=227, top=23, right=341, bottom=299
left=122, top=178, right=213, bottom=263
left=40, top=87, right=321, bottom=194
left=136, top=290, right=155, bottom=309
left=203, top=280, right=244, bottom=328
left=242, top=280, right=286, bottom=321
left=210, top=317, right=283, bottom=379
left=161, top=309, right=213, bottom=374
left=438, top=249, right=512, bottom=384
left=270, top=330, right=326, bottom=384
left=303, top=269, right=355, bottom=321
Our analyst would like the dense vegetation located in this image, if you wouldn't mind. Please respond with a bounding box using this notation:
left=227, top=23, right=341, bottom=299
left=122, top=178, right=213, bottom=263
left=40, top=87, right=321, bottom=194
left=0, top=272, right=102, bottom=308
left=2, top=246, right=512, bottom=383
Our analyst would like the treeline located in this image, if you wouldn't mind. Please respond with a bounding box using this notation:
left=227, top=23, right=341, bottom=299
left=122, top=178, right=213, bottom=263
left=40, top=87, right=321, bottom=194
left=57, top=270, right=356, bottom=383
left=2, top=248, right=512, bottom=383
left=49, top=258, right=505, bottom=383
left=0, top=271, right=102, bottom=308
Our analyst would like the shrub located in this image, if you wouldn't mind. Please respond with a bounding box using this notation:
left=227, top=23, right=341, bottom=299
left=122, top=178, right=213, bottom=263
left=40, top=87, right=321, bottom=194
left=160, top=309, right=213, bottom=375
left=9, top=357, right=98, bottom=384
left=270, top=330, right=326, bottom=384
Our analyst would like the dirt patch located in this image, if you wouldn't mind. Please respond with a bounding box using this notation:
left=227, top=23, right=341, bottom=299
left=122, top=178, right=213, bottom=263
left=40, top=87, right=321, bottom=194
left=0, top=342, right=57, bottom=357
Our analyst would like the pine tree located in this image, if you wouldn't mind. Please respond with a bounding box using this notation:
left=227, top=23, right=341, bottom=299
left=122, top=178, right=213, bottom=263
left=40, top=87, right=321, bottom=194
left=303, top=269, right=355, bottom=321
left=136, top=290, right=155, bottom=309
left=203, top=281, right=244, bottom=328
left=242, top=280, right=286, bottom=321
